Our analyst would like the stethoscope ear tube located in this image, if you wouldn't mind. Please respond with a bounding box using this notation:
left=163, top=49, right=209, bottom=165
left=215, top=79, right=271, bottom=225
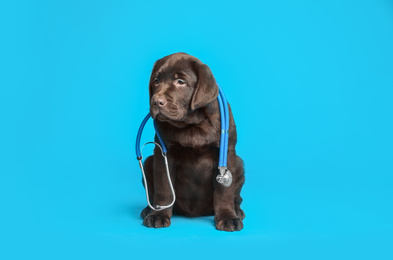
left=138, top=142, right=176, bottom=211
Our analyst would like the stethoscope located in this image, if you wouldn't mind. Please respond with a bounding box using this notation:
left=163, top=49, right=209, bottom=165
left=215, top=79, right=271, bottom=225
left=135, top=85, right=232, bottom=211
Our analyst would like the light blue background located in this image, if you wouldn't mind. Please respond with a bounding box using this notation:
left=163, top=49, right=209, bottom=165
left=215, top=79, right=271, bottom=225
left=1, top=0, right=393, bottom=259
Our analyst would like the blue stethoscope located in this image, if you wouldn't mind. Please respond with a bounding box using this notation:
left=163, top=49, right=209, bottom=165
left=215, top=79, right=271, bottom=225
left=135, top=85, right=232, bottom=211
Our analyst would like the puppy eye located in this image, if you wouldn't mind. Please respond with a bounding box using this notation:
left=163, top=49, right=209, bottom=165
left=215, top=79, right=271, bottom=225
left=153, top=78, right=159, bottom=85
left=177, top=79, right=186, bottom=85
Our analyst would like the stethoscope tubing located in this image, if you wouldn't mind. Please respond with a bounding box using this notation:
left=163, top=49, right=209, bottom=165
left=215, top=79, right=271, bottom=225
left=217, top=84, right=229, bottom=167
left=135, top=84, right=231, bottom=211
left=136, top=113, right=167, bottom=159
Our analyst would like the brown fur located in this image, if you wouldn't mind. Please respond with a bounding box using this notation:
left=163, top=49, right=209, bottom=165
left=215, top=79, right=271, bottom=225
left=140, top=53, right=245, bottom=231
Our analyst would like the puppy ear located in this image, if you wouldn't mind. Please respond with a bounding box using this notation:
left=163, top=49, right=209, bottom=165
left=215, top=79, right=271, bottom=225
left=190, top=62, right=219, bottom=110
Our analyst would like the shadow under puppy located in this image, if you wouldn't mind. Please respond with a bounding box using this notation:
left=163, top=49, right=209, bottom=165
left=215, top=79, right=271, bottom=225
left=140, top=52, right=245, bottom=231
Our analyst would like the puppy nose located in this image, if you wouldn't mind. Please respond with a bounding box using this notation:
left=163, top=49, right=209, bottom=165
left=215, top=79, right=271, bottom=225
left=153, top=96, right=167, bottom=107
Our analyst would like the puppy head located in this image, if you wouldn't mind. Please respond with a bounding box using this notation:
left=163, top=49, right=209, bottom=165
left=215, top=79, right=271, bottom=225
left=149, top=53, right=218, bottom=122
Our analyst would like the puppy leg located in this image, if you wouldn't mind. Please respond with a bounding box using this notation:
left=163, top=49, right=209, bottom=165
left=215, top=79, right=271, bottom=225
left=235, top=196, right=245, bottom=220
left=214, top=154, right=245, bottom=231
left=234, top=156, right=245, bottom=220
left=140, top=156, right=154, bottom=219
left=142, top=147, right=175, bottom=228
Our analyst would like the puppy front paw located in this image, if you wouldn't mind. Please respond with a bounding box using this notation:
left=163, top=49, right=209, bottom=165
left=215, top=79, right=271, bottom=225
left=143, top=213, right=171, bottom=228
left=140, top=206, right=151, bottom=219
left=215, top=215, right=243, bottom=232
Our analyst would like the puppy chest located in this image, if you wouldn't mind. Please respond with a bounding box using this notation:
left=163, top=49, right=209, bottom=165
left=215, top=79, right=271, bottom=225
left=174, top=162, right=215, bottom=215
left=172, top=150, right=218, bottom=193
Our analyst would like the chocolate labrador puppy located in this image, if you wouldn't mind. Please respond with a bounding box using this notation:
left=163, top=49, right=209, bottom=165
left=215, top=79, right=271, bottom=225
left=140, top=53, right=245, bottom=231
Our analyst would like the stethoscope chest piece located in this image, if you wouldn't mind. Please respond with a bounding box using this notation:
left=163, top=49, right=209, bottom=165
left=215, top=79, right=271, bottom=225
left=216, top=167, right=233, bottom=188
